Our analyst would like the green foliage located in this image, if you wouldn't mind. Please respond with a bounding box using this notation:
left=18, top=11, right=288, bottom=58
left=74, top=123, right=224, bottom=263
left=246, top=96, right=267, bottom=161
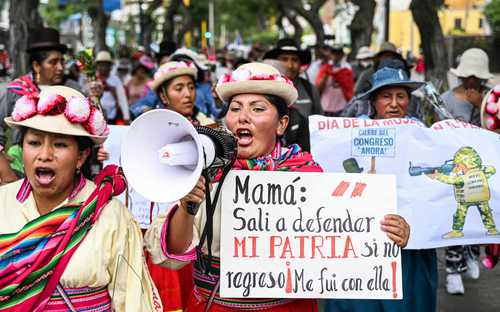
left=485, top=0, right=500, bottom=38
left=75, top=48, right=96, bottom=80
left=40, top=0, right=96, bottom=28
left=249, top=30, right=279, bottom=45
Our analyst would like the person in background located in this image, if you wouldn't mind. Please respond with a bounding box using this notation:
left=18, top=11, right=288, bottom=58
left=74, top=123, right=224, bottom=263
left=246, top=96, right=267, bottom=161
left=128, top=40, right=178, bottom=119
left=0, top=28, right=76, bottom=184
left=326, top=66, right=435, bottom=312
left=351, top=46, right=374, bottom=82
left=263, top=38, right=323, bottom=151
left=355, top=41, right=409, bottom=96
left=315, top=44, right=354, bottom=116
left=94, top=50, right=130, bottom=125
left=306, top=45, right=328, bottom=85
left=439, top=47, right=494, bottom=295
left=116, top=58, right=131, bottom=84
left=170, top=48, right=222, bottom=119
left=0, top=43, right=10, bottom=81
left=125, top=54, right=154, bottom=106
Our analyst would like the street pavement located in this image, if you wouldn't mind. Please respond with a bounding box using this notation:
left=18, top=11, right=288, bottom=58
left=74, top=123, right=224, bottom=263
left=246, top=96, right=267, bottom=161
left=437, top=248, right=500, bottom=312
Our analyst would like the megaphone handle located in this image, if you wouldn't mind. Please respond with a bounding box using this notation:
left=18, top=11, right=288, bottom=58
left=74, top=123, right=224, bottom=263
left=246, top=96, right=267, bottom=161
left=186, top=202, right=200, bottom=216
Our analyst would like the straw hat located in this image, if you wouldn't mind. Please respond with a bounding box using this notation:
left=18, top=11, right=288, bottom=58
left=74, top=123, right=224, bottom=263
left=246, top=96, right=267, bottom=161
left=450, top=48, right=493, bottom=80
left=95, top=51, right=113, bottom=63
left=5, top=86, right=108, bottom=144
left=150, top=61, right=198, bottom=91
left=356, top=46, right=374, bottom=60
left=215, top=62, right=298, bottom=105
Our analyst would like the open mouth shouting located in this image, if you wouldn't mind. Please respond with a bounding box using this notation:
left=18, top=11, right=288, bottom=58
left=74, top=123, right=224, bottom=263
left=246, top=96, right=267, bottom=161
left=34, top=167, right=56, bottom=186
left=236, top=128, right=253, bottom=147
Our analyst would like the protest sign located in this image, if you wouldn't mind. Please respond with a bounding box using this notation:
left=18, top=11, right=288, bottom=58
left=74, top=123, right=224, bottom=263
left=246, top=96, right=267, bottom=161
left=219, top=171, right=402, bottom=299
left=310, top=116, right=500, bottom=249
left=104, top=125, right=169, bottom=228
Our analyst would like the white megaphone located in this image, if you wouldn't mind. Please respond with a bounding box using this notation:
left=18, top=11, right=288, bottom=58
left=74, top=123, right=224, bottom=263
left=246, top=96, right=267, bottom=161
left=121, top=109, right=236, bottom=203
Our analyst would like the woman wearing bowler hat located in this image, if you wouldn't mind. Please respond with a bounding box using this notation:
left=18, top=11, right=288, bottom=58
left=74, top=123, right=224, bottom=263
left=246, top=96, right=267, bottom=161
left=0, top=28, right=81, bottom=185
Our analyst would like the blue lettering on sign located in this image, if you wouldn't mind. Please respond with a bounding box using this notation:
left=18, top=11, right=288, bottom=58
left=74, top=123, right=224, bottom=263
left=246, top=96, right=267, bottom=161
left=351, top=128, right=396, bottom=157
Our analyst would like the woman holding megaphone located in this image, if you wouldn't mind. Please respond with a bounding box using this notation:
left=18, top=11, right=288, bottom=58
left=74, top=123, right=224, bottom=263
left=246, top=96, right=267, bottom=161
left=0, top=86, right=161, bottom=311
left=145, top=63, right=410, bottom=311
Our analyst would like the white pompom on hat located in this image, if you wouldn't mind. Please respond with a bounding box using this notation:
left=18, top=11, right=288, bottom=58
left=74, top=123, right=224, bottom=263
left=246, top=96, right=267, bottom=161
left=215, top=62, right=298, bottom=106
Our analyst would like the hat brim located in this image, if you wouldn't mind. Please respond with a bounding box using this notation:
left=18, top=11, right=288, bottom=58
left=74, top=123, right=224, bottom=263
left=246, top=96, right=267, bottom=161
left=359, top=81, right=426, bottom=100
left=216, top=80, right=298, bottom=106
left=150, top=68, right=197, bottom=91
left=374, top=50, right=402, bottom=60
left=450, top=68, right=493, bottom=80
left=5, top=115, right=106, bottom=145
left=26, top=43, right=68, bottom=54
left=263, top=48, right=312, bottom=65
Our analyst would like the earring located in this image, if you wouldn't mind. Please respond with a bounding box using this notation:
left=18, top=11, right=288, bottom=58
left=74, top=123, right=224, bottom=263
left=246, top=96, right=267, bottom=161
left=34, top=71, right=40, bottom=84
left=76, top=167, right=81, bottom=175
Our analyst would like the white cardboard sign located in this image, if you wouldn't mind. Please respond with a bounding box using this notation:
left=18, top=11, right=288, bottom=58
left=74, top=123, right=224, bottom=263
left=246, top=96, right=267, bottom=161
left=219, top=171, right=402, bottom=299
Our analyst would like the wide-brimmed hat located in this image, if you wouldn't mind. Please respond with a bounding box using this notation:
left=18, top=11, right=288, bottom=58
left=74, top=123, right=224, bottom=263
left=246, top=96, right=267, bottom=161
left=356, top=46, right=374, bottom=60
left=150, top=61, right=198, bottom=91
left=263, top=38, right=312, bottom=65
left=374, top=41, right=402, bottom=59
left=359, top=67, right=425, bottom=100
left=26, top=28, right=67, bottom=54
left=450, top=48, right=493, bottom=80
left=215, top=62, right=298, bottom=105
left=5, top=86, right=108, bottom=144
left=170, top=48, right=208, bottom=71
left=95, top=51, right=113, bottom=63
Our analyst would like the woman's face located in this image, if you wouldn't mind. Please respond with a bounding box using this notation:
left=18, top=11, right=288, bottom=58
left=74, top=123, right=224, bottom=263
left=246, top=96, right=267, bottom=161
left=373, top=86, right=410, bottom=119
left=22, top=129, right=89, bottom=201
left=225, top=94, right=289, bottom=159
left=33, top=50, right=64, bottom=85
left=159, top=75, right=196, bottom=118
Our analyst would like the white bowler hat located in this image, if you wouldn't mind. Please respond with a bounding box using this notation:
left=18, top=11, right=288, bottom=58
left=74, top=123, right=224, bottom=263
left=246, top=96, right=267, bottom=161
left=150, top=61, right=198, bottom=91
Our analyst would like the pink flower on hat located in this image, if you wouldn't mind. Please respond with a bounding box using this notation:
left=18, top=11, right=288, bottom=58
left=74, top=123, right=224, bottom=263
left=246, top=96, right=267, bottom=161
left=84, top=106, right=108, bottom=136
left=12, top=95, right=37, bottom=121
left=483, top=86, right=500, bottom=130
left=65, top=96, right=91, bottom=123
left=37, top=94, right=67, bottom=115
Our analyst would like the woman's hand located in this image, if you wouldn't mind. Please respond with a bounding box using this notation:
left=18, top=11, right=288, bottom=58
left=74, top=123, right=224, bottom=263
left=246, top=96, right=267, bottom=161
left=179, top=176, right=207, bottom=215
left=380, top=214, right=410, bottom=248
left=96, top=145, right=110, bottom=162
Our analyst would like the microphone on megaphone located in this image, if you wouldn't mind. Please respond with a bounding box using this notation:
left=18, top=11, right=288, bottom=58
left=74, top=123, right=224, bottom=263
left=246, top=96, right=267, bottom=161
left=121, top=109, right=237, bottom=204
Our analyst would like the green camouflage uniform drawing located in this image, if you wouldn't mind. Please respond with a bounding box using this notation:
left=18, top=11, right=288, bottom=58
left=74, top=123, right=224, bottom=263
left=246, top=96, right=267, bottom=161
left=434, top=147, right=497, bottom=238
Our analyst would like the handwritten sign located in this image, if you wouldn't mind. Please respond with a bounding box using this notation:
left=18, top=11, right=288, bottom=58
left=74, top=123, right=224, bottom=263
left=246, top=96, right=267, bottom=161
left=310, top=116, right=500, bottom=249
left=104, top=125, right=170, bottom=228
left=219, top=171, right=402, bottom=299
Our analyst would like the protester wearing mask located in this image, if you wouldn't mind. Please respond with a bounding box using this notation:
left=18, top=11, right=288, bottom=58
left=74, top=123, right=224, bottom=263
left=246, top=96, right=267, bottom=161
left=326, top=67, right=436, bottom=312
left=0, top=28, right=80, bottom=185
left=351, top=46, right=374, bottom=82
left=315, top=44, right=354, bottom=116
left=439, top=47, right=494, bottom=296
left=94, top=51, right=130, bottom=125
left=0, top=85, right=161, bottom=311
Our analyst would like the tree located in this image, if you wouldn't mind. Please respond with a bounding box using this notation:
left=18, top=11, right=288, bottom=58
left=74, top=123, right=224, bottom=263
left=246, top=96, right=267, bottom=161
left=277, top=0, right=328, bottom=45
left=88, top=0, right=109, bottom=52
left=410, top=0, right=448, bottom=90
left=485, top=0, right=500, bottom=71
left=9, top=0, right=43, bottom=78
left=140, top=0, right=163, bottom=53
left=349, top=0, right=376, bottom=61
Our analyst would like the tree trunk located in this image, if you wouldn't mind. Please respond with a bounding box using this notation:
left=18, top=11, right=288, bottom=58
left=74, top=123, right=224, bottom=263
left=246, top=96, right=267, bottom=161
left=9, top=0, right=43, bottom=78
left=277, top=2, right=303, bottom=43
left=88, top=0, right=109, bottom=52
left=410, top=0, right=448, bottom=90
left=176, top=3, right=193, bottom=47
left=289, top=0, right=327, bottom=45
left=163, top=0, right=182, bottom=42
left=141, top=0, right=163, bottom=54
left=349, top=0, right=376, bottom=61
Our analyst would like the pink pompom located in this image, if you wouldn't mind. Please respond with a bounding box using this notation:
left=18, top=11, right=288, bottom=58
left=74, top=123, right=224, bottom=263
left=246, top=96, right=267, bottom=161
left=488, top=93, right=497, bottom=105
left=485, top=101, right=499, bottom=115
left=493, top=85, right=500, bottom=96
left=65, top=96, right=91, bottom=123
left=12, top=95, right=37, bottom=121
left=484, top=115, right=499, bottom=130
left=37, top=94, right=67, bottom=115
left=83, top=106, right=108, bottom=136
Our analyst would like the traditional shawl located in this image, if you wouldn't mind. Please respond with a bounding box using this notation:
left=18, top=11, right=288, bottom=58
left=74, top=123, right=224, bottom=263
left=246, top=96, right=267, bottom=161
left=0, top=165, right=126, bottom=312
left=7, top=74, right=39, bottom=97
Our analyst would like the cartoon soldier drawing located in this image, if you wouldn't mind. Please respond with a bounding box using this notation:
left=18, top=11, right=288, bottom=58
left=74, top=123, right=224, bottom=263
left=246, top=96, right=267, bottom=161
left=425, top=147, right=497, bottom=238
